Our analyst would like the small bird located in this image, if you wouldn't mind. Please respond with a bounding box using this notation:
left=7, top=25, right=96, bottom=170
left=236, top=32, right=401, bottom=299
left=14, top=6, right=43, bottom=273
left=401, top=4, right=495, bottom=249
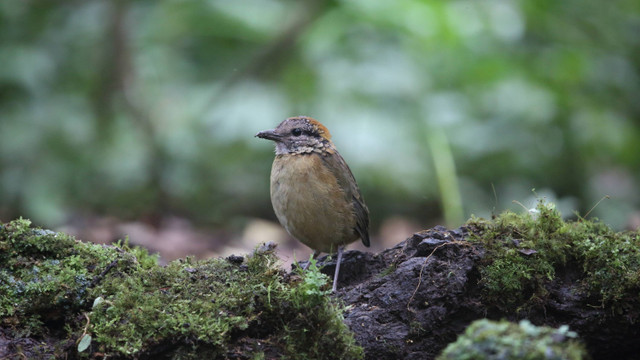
left=256, top=116, right=370, bottom=292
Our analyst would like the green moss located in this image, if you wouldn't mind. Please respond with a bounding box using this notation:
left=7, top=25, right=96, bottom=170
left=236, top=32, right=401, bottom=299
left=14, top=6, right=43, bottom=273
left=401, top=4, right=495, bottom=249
left=280, top=259, right=362, bottom=359
left=468, top=200, right=640, bottom=311
left=437, top=319, right=587, bottom=360
left=0, top=218, right=363, bottom=359
left=0, top=218, right=144, bottom=338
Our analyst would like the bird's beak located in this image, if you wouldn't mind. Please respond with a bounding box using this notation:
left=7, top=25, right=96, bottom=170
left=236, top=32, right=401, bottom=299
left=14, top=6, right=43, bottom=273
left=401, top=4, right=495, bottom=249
left=255, top=129, right=281, bottom=141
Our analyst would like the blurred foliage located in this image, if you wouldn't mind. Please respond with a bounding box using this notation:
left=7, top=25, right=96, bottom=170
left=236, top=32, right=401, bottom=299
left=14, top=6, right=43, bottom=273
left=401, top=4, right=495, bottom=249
left=0, top=0, right=639, bottom=231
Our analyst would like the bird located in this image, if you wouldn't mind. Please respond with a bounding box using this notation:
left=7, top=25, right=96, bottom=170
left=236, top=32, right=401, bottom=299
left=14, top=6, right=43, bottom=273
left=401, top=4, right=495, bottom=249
left=255, top=116, right=370, bottom=292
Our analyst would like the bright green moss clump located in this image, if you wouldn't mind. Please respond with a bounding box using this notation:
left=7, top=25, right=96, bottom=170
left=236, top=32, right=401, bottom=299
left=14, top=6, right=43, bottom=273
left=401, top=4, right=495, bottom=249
left=0, top=219, right=363, bottom=359
left=437, top=319, right=587, bottom=360
left=468, top=200, right=640, bottom=311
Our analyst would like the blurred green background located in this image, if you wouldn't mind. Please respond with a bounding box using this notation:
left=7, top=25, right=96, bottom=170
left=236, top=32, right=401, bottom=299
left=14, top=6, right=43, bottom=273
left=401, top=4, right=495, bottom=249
left=1, top=0, right=639, bottom=258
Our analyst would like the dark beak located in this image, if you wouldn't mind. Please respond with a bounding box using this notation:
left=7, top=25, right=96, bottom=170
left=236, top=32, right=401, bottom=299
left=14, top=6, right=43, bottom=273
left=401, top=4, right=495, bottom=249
left=255, top=129, right=281, bottom=141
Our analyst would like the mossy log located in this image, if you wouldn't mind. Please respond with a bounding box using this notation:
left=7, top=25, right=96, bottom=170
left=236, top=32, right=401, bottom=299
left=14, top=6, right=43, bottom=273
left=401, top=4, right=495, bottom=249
left=0, top=219, right=361, bottom=359
left=2, top=201, right=639, bottom=359
left=330, top=201, right=639, bottom=359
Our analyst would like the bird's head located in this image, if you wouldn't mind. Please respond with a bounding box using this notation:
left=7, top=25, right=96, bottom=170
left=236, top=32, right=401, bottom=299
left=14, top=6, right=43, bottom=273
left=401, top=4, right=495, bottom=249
left=255, top=116, right=333, bottom=155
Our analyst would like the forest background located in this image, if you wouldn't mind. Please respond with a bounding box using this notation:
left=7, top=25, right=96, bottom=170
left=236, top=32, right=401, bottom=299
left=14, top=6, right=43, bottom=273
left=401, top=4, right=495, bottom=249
left=1, top=0, right=638, bottom=260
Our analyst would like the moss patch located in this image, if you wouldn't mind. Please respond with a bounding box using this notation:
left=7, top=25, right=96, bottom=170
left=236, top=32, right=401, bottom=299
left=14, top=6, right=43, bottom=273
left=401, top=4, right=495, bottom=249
left=0, top=218, right=143, bottom=338
left=0, top=219, right=363, bottom=359
left=437, top=319, right=587, bottom=360
left=468, top=200, right=640, bottom=312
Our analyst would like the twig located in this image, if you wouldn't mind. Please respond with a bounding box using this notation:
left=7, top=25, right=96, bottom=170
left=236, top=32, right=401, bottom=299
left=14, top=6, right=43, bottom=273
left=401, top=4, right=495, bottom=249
left=582, top=195, right=610, bottom=220
left=512, top=200, right=529, bottom=212
left=90, top=259, right=119, bottom=288
left=406, top=241, right=469, bottom=310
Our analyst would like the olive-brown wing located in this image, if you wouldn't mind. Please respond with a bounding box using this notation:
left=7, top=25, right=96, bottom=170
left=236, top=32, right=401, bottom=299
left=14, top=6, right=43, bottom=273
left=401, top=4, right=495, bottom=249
left=320, top=151, right=370, bottom=247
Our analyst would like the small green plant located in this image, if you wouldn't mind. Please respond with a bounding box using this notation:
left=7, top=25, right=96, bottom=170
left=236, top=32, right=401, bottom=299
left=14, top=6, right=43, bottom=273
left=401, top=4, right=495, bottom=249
left=293, top=256, right=331, bottom=300
left=280, top=255, right=363, bottom=359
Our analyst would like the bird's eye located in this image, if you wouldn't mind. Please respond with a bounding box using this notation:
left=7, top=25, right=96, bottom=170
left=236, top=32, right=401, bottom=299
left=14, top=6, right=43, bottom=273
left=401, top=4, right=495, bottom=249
left=291, top=128, right=303, bottom=136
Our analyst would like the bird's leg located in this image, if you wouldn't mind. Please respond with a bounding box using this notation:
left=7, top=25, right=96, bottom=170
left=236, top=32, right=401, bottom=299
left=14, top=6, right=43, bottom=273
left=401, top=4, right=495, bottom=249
left=332, top=246, right=345, bottom=293
left=302, top=250, right=321, bottom=270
